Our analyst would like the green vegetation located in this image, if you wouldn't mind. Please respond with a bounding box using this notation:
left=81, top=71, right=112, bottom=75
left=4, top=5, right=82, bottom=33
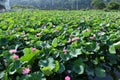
left=0, top=10, right=120, bottom=80
left=106, top=1, right=120, bottom=10
left=91, top=0, right=120, bottom=10
left=91, top=0, right=106, bottom=9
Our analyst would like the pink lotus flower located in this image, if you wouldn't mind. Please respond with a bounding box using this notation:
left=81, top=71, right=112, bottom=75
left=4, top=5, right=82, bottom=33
left=22, top=68, right=30, bottom=75
left=89, top=36, right=94, bottom=40
left=98, top=32, right=103, bottom=36
left=67, top=39, right=72, bottom=43
left=86, top=29, right=91, bottom=32
left=63, top=49, right=67, bottom=53
left=32, top=48, right=36, bottom=51
left=65, top=76, right=71, bottom=80
left=67, top=37, right=79, bottom=43
left=72, top=37, right=79, bottom=42
left=9, top=49, right=17, bottom=54
left=36, top=33, right=41, bottom=36
left=13, top=54, right=19, bottom=60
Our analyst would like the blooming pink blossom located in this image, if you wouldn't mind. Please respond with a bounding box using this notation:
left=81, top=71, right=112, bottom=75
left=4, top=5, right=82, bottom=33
left=63, top=49, right=67, bottom=54
left=72, top=37, right=79, bottom=42
left=36, top=33, right=41, bottom=36
left=65, top=76, right=71, bottom=80
left=67, top=39, right=72, bottom=43
left=89, top=36, right=94, bottom=40
left=86, top=29, right=91, bottom=32
left=22, top=68, right=30, bottom=75
left=67, top=37, right=79, bottom=43
left=9, top=49, right=17, bottom=54
left=32, top=48, right=37, bottom=51
left=98, top=32, right=103, bottom=36
left=13, top=54, right=19, bottom=60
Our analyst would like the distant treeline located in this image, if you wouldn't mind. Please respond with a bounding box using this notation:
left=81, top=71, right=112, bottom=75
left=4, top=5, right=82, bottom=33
left=10, top=0, right=120, bottom=10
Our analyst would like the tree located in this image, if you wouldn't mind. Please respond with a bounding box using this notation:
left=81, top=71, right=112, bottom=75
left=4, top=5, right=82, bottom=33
left=0, top=4, right=5, bottom=10
left=106, top=1, right=120, bottom=10
left=91, top=0, right=106, bottom=9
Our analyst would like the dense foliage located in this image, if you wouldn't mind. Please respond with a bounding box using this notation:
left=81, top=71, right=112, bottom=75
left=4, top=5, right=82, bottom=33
left=0, top=10, right=120, bottom=80
left=106, top=1, right=120, bottom=10
left=91, top=0, right=106, bottom=9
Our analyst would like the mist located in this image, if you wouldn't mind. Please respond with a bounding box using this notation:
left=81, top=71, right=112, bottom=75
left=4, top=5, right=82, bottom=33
left=9, top=0, right=112, bottom=10
left=0, top=0, right=120, bottom=10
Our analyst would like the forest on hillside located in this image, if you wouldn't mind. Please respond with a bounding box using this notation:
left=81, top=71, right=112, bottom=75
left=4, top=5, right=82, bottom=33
left=10, top=0, right=120, bottom=10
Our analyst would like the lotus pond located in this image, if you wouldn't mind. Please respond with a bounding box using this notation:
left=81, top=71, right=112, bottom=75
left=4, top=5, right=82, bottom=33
left=0, top=10, right=120, bottom=80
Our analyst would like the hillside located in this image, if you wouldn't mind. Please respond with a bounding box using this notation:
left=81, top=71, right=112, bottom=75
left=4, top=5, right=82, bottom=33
left=10, top=0, right=120, bottom=9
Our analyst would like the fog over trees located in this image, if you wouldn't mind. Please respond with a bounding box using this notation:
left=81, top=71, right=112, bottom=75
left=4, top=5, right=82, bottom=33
left=0, top=0, right=120, bottom=10
left=9, top=0, right=120, bottom=9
